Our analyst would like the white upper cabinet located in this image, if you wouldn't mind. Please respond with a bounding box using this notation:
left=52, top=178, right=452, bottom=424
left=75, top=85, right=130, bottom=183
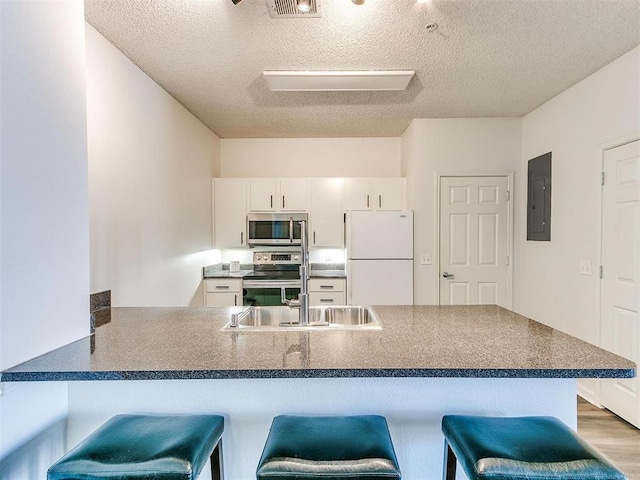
left=345, top=177, right=403, bottom=211
left=213, top=178, right=247, bottom=248
left=310, top=178, right=344, bottom=248
left=249, top=178, right=278, bottom=211
left=280, top=179, right=308, bottom=211
left=372, top=178, right=403, bottom=210
left=249, top=178, right=308, bottom=212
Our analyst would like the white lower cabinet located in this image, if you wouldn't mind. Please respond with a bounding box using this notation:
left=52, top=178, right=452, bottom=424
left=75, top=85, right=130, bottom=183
left=309, top=278, right=346, bottom=306
left=204, top=279, right=243, bottom=306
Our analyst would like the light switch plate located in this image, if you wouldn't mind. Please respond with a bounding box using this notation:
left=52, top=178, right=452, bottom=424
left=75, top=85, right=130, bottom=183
left=580, top=260, right=592, bottom=275
left=421, top=254, right=432, bottom=265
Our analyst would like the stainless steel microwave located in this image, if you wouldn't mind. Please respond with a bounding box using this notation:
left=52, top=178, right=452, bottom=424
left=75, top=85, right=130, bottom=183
left=247, top=213, right=308, bottom=247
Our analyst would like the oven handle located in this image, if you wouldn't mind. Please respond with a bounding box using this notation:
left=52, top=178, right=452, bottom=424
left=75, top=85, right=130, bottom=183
left=242, top=280, right=301, bottom=289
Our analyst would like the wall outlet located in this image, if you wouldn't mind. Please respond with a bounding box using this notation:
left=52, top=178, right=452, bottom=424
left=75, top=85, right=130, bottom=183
left=421, top=254, right=432, bottom=265
left=580, top=260, right=592, bottom=276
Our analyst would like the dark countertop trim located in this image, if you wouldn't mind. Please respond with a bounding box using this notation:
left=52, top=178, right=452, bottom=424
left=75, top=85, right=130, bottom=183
left=2, top=306, right=635, bottom=383
left=1, top=367, right=633, bottom=383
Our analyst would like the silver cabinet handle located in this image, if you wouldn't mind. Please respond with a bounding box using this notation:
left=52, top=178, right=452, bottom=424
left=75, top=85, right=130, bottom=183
left=379, top=194, right=382, bottom=208
left=442, top=272, right=454, bottom=278
left=366, top=194, right=370, bottom=208
left=282, top=195, right=285, bottom=209
left=320, top=298, right=334, bottom=303
left=319, top=285, right=334, bottom=289
left=216, top=285, right=230, bottom=289
left=234, top=294, right=238, bottom=306
left=270, top=195, right=273, bottom=208
left=240, top=231, right=244, bottom=245
left=313, top=231, right=316, bottom=244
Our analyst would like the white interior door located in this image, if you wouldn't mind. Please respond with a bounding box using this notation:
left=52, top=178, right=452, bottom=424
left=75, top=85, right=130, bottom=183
left=600, top=139, right=640, bottom=428
left=439, top=176, right=510, bottom=306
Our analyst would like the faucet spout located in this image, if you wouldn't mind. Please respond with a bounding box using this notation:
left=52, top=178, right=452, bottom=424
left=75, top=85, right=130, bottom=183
left=279, top=217, right=310, bottom=325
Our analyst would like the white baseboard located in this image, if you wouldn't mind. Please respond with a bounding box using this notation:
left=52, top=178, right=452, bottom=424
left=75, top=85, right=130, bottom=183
left=577, top=379, right=601, bottom=407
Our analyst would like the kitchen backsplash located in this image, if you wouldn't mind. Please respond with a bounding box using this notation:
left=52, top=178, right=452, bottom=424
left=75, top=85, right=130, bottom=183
left=90, top=290, right=111, bottom=333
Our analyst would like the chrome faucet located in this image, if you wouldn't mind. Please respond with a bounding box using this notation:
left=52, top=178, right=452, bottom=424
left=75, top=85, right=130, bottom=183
left=281, top=218, right=310, bottom=325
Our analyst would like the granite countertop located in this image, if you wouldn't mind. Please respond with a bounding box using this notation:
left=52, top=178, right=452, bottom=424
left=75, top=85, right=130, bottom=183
left=203, top=270, right=253, bottom=279
left=1, top=306, right=634, bottom=382
left=203, top=264, right=346, bottom=279
left=203, top=270, right=346, bottom=279
left=309, top=270, right=346, bottom=278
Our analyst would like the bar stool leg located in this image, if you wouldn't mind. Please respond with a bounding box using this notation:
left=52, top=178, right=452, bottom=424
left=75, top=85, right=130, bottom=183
left=210, top=440, right=224, bottom=480
left=443, top=440, right=456, bottom=480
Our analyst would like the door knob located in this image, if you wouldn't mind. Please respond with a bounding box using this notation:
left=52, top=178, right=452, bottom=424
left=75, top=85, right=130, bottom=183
left=442, top=272, right=454, bottom=278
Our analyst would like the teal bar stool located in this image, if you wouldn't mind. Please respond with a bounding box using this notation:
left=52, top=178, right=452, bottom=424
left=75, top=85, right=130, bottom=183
left=48, top=414, right=224, bottom=480
left=257, top=415, right=401, bottom=480
left=441, top=415, right=627, bottom=480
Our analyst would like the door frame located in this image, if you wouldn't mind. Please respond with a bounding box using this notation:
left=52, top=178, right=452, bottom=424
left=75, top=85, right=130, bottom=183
left=591, top=130, right=640, bottom=406
left=436, top=172, right=515, bottom=309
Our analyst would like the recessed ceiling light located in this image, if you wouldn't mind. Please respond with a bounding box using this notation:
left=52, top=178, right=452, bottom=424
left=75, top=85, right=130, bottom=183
left=263, top=71, right=415, bottom=92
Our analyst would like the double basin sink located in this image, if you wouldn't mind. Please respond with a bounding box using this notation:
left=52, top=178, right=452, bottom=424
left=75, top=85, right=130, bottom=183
left=222, top=306, right=381, bottom=331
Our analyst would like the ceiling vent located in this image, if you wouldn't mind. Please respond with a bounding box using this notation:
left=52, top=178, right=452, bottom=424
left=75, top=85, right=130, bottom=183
left=266, top=0, right=322, bottom=18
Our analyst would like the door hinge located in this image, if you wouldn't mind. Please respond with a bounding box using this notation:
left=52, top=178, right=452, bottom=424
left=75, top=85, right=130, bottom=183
left=599, top=266, right=603, bottom=279
left=506, top=256, right=510, bottom=266
left=601, top=172, right=605, bottom=186
left=506, top=190, right=511, bottom=201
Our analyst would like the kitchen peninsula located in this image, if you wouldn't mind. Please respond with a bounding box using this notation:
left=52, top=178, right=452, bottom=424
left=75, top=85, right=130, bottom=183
left=2, top=305, right=634, bottom=479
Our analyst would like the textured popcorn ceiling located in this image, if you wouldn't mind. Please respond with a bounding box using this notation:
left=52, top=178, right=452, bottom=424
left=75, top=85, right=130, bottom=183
left=84, top=0, right=640, bottom=138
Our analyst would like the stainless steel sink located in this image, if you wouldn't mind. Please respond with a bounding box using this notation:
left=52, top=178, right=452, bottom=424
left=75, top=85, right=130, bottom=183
left=222, top=306, right=381, bottom=331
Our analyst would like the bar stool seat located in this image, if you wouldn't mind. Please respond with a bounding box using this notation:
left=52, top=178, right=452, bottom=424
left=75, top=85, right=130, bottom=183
left=441, top=415, right=627, bottom=480
left=257, top=415, right=401, bottom=480
left=48, top=414, right=224, bottom=480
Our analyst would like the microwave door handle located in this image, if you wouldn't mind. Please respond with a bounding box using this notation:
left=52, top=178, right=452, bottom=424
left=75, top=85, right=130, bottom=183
left=289, top=218, right=294, bottom=243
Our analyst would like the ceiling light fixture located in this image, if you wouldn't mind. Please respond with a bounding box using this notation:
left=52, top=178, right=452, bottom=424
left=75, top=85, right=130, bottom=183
left=352, top=0, right=365, bottom=5
left=231, top=0, right=242, bottom=4
left=263, top=70, right=415, bottom=91
left=296, top=0, right=311, bottom=12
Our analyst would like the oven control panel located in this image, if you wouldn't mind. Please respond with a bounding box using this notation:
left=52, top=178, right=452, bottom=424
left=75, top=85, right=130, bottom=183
left=253, top=252, right=301, bottom=265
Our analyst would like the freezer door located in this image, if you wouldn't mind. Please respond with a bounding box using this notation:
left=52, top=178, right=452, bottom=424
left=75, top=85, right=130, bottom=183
left=347, top=260, right=413, bottom=305
left=347, top=211, right=413, bottom=259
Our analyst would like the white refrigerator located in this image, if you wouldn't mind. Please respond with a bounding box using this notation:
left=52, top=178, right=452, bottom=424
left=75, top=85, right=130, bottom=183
left=346, top=211, right=414, bottom=305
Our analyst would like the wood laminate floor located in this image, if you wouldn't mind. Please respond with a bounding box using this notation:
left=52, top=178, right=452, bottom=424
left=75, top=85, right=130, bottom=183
left=578, top=397, right=640, bottom=479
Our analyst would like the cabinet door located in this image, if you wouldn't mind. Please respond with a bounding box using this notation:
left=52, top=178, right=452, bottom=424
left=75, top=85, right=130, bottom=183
left=205, top=292, right=241, bottom=306
left=310, top=178, right=344, bottom=248
left=345, top=178, right=372, bottom=211
left=250, top=179, right=278, bottom=211
left=214, top=178, right=247, bottom=248
left=280, top=179, right=309, bottom=211
left=373, top=178, right=403, bottom=211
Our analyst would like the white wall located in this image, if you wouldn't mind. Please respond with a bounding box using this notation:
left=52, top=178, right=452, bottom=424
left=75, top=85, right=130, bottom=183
left=0, top=0, right=89, bottom=467
left=1, top=1, right=89, bottom=371
left=221, top=137, right=400, bottom=177
left=401, top=118, right=523, bottom=304
left=86, top=24, right=220, bottom=307
left=515, top=46, right=640, bottom=344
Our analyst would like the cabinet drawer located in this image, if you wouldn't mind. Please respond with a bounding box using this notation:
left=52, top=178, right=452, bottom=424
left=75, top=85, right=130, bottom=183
left=205, top=279, right=242, bottom=293
left=310, top=292, right=345, bottom=306
left=205, top=292, right=241, bottom=307
left=309, top=278, right=345, bottom=292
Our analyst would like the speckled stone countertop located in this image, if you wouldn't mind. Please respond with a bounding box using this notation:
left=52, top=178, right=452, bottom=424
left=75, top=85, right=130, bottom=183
left=203, top=270, right=346, bottom=279
left=1, top=305, right=635, bottom=382
left=203, top=263, right=346, bottom=279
